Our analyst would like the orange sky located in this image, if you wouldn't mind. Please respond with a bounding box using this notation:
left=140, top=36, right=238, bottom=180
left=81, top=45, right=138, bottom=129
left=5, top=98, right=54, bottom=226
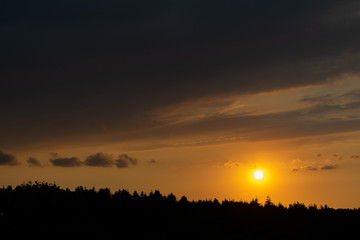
left=1, top=1, right=360, bottom=209
left=1, top=78, right=360, bottom=208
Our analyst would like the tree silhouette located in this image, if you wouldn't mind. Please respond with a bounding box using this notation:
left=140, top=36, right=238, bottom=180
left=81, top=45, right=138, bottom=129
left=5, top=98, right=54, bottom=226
left=0, top=181, right=359, bottom=239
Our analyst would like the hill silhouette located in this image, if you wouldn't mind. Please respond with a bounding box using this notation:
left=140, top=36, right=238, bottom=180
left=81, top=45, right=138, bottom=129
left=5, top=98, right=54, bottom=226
left=0, top=181, right=359, bottom=239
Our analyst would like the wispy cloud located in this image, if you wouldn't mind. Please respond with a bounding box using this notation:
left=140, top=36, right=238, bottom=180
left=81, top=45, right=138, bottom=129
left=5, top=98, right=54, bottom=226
left=293, top=164, right=338, bottom=171
left=223, top=160, right=240, bottom=168
left=27, top=157, right=42, bottom=167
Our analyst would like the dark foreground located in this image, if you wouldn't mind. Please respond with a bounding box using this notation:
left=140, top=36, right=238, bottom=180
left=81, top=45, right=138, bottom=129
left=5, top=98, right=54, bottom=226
left=0, top=182, right=359, bottom=239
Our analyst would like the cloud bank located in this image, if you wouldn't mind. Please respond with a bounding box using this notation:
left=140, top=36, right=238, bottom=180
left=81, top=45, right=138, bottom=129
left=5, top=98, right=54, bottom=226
left=1, top=0, right=360, bottom=150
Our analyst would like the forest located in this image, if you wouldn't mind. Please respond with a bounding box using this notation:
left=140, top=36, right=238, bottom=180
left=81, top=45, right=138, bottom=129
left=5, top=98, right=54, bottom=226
left=0, top=181, right=359, bottom=239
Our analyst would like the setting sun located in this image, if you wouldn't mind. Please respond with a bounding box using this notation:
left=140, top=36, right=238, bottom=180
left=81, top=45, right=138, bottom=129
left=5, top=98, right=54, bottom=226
left=254, top=170, right=264, bottom=180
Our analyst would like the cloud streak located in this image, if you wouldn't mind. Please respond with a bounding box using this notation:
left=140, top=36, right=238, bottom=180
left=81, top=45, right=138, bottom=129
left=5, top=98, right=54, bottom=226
left=320, top=165, right=337, bottom=170
left=293, top=164, right=338, bottom=172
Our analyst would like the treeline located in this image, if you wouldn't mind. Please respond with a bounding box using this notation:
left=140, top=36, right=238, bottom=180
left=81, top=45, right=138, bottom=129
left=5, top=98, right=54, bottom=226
left=0, top=181, right=359, bottom=239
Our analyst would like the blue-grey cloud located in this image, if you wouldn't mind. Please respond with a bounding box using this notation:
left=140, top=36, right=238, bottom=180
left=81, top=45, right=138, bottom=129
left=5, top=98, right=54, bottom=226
left=0, top=150, right=18, bottom=166
left=84, top=153, right=113, bottom=167
left=50, top=157, right=82, bottom=167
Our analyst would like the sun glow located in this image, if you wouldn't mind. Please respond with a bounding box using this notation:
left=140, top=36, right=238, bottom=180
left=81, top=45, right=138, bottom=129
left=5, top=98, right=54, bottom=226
left=254, top=170, right=264, bottom=180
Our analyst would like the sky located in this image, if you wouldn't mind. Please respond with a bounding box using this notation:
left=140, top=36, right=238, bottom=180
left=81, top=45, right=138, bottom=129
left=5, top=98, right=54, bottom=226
left=1, top=0, right=360, bottom=208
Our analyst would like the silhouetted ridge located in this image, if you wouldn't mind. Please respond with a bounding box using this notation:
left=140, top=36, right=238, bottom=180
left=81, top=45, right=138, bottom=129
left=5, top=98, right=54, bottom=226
left=0, top=181, right=359, bottom=239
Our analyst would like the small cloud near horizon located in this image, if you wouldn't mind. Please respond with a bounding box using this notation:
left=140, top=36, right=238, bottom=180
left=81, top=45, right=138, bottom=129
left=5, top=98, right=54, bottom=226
left=320, top=165, right=337, bottom=170
left=84, top=152, right=113, bottom=167
left=50, top=157, right=82, bottom=167
left=293, top=165, right=318, bottom=171
left=332, top=154, right=342, bottom=161
left=306, top=166, right=318, bottom=171
left=224, top=160, right=240, bottom=168
left=114, top=154, right=138, bottom=168
left=147, top=159, right=157, bottom=164
left=0, top=150, right=19, bottom=166
left=293, top=164, right=338, bottom=171
left=27, top=157, right=42, bottom=167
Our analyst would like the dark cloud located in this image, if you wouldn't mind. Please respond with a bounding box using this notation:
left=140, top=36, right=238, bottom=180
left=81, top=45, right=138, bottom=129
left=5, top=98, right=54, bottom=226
left=148, top=159, right=157, bottom=164
left=116, top=102, right=360, bottom=148
left=300, top=90, right=360, bottom=111
left=84, top=153, right=113, bottom=167
left=351, top=155, right=360, bottom=159
left=0, top=151, right=18, bottom=166
left=293, top=166, right=318, bottom=171
left=306, top=166, right=318, bottom=171
left=50, top=157, right=82, bottom=167
left=114, top=154, right=138, bottom=168
left=1, top=0, right=360, bottom=149
left=315, top=154, right=324, bottom=158
left=320, top=165, right=337, bottom=170
left=341, top=90, right=360, bottom=100
left=293, top=165, right=337, bottom=171
left=27, top=157, right=42, bottom=167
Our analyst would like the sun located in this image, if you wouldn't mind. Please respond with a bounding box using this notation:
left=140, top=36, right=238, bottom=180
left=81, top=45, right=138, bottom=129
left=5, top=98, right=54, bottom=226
left=254, top=170, right=264, bottom=180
